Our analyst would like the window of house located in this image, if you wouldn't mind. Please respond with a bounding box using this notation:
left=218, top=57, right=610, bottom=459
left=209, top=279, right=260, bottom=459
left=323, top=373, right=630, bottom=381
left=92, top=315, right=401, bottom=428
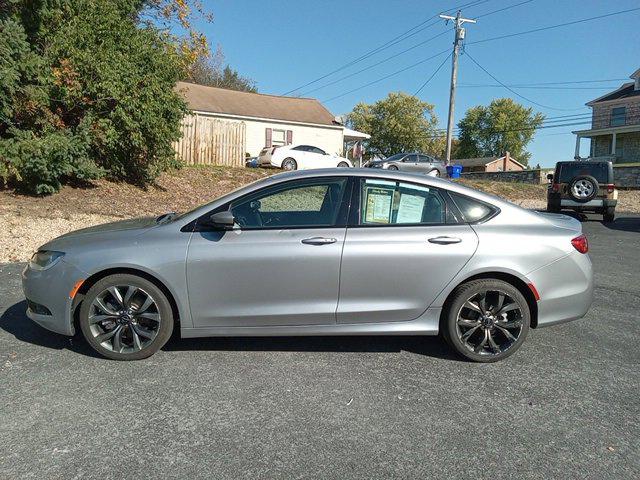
left=611, top=107, right=626, bottom=127
left=359, top=179, right=446, bottom=225
left=271, top=129, right=287, bottom=146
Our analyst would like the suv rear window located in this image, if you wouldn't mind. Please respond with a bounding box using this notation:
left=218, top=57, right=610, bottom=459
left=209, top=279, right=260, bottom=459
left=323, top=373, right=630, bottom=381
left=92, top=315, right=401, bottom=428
left=557, top=163, right=608, bottom=183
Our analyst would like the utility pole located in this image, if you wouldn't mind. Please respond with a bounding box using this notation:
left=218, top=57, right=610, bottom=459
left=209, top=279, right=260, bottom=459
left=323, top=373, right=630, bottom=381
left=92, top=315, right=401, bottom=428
left=440, top=10, right=476, bottom=165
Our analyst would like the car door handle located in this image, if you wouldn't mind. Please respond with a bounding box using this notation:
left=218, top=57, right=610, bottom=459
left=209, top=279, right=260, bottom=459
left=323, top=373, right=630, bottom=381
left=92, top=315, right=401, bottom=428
left=428, top=236, right=462, bottom=245
left=301, top=237, right=337, bottom=245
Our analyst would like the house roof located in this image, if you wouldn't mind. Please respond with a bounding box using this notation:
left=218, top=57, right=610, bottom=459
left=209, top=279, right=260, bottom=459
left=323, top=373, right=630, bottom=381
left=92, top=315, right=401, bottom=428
left=175, top=81, right=338, bottom=126
left=586, top=82, right=640, bottom=105
left=454, top=155, right=526, bottom=169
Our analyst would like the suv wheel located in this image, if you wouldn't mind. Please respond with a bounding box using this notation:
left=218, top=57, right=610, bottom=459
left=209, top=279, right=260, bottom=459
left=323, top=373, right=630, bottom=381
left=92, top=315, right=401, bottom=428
left=603, top=206, right=615, bottom=223
left=569, top=175, right=598, bottom=203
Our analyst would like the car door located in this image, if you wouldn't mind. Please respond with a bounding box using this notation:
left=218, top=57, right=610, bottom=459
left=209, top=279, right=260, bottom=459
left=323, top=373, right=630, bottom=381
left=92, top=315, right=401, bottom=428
left=186, top=176, right=351, bottom=327
left=399, top=154, right=420, bottom=172
left=337, top=177, right=478, bottom=324
left=308, top=147, right=332, bottom=169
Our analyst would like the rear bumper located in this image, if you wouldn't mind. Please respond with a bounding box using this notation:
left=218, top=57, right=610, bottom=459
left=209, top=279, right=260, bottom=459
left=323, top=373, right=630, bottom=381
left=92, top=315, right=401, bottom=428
left=21, top=260, right=86, bottom=336
left=527, top=251, right=593, bottom=328
left=548, top=193, right=616, bottom=210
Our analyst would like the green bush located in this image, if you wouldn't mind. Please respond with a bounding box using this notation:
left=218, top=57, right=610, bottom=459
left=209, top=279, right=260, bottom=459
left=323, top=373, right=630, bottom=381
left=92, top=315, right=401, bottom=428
left=0, top=0, right=187, bottom=194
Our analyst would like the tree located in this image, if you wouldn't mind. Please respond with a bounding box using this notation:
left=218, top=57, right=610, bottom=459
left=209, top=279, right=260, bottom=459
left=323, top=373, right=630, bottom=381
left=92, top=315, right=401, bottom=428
left=0, top=0, right=188, bottom=193
left=184, top=48, right=257, bottom=92
left=455, top=98, right=545, bottom=165
left=348, top=92, right=444, bottom=158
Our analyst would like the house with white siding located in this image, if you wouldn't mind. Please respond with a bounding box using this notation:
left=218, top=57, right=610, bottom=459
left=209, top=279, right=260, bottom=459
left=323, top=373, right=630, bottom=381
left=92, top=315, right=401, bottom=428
left=174, top=82, right=361, bottom=166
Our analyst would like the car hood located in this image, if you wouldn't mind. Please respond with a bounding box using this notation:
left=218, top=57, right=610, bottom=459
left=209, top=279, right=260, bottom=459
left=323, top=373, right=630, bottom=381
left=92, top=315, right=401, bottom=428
left=536, top=211, right=582, bottom=233
left=40, top=217, right=158, bottom=251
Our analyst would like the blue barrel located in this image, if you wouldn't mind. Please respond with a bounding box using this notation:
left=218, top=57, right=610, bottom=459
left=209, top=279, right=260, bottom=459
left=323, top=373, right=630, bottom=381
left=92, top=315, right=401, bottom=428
left=446, top=164, right=463, bottom=178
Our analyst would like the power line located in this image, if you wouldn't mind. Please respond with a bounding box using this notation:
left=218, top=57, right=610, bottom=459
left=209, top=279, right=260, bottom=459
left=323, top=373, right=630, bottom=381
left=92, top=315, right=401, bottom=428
left=281, top=0, right=492, bottom=95
left=459, top=85, right=620, bottom=90
left=462, top=78, right=627, bottom=86
left=298, top=28, right=451, bottom=97
left=467, top=6, right=640, bottom=46
left=474, top=0, right=534, bottom=19
left=415, top=52, right=453, bottom=95
left=464, top=50, right=585, bottom=111
left=322, top=49, right=450, bottom=103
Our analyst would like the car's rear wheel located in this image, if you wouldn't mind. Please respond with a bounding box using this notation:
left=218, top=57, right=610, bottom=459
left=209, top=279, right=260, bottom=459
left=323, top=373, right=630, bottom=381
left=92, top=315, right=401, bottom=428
left=79, top=274, right=174, bottom=360
left=337, top=161, right=349, bottom=168
left=282, top=158, right=297, bottom=171
left=603, top=206, right=615, bottom=223
left=441, top=279, right=530, bottom=362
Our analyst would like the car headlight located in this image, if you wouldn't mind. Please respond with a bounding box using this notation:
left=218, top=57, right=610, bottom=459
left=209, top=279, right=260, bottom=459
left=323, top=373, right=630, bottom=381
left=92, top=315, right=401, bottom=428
left=29, top=251, right=65, bottom=271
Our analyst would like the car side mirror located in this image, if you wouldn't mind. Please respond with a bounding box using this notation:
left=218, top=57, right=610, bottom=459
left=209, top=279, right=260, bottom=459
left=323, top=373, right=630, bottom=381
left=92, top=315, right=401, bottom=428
left=546, top=173, right=554, bottom=181
left=207, top=211, right=235, bottom=229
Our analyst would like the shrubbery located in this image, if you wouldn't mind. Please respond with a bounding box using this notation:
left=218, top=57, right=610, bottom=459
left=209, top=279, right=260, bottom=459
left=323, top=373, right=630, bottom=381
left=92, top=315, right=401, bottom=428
left=0, top=1, right=187, bottom=194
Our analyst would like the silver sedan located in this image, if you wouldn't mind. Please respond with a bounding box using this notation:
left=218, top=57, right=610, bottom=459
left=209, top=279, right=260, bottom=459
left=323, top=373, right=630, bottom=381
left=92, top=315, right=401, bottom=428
left=365, top=153, right=447, bottom=176
left=22, top=169, right=593, bottom=362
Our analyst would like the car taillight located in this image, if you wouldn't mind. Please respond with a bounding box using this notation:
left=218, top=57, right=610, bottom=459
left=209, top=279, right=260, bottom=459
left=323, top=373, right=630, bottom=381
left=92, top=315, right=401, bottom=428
left=606, top=184, right=615, bottom=194
left=551, top=183, right=560, bottom=193
left=571, top=234, right=588, bottom=254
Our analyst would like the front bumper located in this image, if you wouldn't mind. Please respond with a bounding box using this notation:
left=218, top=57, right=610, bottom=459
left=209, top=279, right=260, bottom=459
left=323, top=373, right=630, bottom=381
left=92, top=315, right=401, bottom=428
left=527, top=250, right=593, bottom=328
left=21, top=260, right=87, bottom=336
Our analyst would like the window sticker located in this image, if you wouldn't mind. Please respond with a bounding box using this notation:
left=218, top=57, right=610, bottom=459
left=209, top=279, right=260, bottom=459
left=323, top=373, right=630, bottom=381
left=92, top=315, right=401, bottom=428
left=364, top=186, right=393, bottom=223
left=396, top=193, right=425, bottom=223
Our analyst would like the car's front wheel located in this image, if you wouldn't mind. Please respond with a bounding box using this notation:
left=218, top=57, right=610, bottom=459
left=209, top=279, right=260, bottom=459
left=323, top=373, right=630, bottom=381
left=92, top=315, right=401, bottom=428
left=337, top=161, right=350, bottom=168
left=441, top=279, right=530, bottom=362
left=387, top=165, right=398, bottom=171
left=427, top=169, right=440, bottom=177
left=79, top=274, right=174, bottom=360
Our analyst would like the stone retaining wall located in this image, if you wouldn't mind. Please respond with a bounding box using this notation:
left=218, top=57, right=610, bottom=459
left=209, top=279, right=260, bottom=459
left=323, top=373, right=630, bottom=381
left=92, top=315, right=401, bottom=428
left=613, top=165, right=640, bottom=188
left=460, top=169, right=546, bottom=184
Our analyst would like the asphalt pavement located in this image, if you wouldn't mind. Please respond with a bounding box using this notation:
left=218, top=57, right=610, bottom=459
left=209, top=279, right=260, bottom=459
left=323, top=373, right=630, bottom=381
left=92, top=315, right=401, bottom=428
left=1, top=214, right=639, bottom=479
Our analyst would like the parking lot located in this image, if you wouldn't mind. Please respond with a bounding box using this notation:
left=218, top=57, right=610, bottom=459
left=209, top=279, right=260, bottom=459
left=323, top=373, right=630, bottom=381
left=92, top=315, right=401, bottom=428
left=1, top=214, right=639, bottom=479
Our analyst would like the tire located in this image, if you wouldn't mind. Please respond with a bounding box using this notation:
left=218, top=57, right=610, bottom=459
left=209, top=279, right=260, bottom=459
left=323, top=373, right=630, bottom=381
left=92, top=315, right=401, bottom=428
left=387, top=165, right=398, bottom=171
left=427, top=169, right=440, bottom=177
left=441, top=279, right=530, bottom=363
left=337, top=161, right=349, bottom=168
left=603, top=206, right=615, bottom=223
left=547, top=204, right=560, bottom=213
left=569, top=175, right=598, bottom=203
left=79, top=274, right=174, bottom=361
left=282, top=158, right=297, bottom=171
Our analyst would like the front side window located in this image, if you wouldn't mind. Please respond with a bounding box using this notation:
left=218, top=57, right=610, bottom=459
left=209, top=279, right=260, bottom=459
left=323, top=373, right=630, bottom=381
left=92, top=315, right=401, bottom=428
left=292, top=145, right=310, bottom=151
left=310, top=147, right=326, bottom=155
left=359, top=179, right=446, bottom=225
left=230, top=178, right=347, bottom=229
left=611, top=107, right=626, bottom=127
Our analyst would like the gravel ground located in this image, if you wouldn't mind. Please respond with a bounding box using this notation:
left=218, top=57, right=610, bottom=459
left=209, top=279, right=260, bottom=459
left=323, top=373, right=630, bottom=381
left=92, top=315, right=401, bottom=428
left=2, top=167, right=639, bottom=262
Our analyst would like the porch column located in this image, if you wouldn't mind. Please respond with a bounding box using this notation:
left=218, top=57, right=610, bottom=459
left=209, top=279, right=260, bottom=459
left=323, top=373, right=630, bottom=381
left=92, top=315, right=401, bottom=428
left=574, top=135, right=582, bottom=159
left=611, top=132, right=617, bottom=157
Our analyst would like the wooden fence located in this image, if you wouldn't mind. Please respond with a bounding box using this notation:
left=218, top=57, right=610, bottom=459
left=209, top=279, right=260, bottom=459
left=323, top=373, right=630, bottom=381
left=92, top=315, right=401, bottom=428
left=173, top=114, right=246, bottom=167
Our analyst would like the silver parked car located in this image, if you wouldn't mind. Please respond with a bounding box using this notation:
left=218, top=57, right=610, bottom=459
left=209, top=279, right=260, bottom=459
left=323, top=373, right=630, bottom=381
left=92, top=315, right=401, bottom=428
left=365, top=153, right=447, bottom=176
left=22, top=169, right=593, bottom=362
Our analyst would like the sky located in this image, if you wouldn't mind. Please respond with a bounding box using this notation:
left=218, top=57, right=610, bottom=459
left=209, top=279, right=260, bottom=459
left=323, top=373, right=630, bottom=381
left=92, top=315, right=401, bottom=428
left=193, top=0, right=639, bottom=167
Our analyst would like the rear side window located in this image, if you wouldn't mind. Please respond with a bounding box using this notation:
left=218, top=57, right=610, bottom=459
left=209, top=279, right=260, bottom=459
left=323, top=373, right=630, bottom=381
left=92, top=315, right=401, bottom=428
left=449, top=192, right=496, bottom=223
left=557, top=163, right=608, bottom=183
left=359, top=179, right=446, bottom=225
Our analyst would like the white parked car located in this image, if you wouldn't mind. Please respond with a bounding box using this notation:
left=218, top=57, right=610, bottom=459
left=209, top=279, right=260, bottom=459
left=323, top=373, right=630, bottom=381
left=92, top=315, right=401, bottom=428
left=257, top=144, right=353, bottom=170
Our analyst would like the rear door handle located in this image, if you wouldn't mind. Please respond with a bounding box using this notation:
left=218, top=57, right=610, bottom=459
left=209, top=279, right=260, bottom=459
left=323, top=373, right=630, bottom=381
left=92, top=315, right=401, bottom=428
left=301, top=237, right=337, bottom=245
left=428, top=236, right=462, bottom=245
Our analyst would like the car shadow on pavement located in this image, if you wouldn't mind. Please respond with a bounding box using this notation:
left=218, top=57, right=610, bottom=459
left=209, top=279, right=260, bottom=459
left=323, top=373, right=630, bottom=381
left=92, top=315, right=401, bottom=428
left=162, top=333, right=462, bottom=361
left=602, top=216, right=640, bottom=233
left=1, top=300, right=461, bottom=361
left=0, top=300, right=102, bottom=358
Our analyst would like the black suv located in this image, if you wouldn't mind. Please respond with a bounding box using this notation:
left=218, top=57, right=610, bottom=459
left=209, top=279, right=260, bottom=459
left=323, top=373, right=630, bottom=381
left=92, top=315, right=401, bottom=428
left=547, top=161, right=617, bottom=222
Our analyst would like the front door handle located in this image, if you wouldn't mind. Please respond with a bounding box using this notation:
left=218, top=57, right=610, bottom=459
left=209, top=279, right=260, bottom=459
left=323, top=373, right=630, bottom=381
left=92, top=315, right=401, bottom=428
left=428, top=236, right=462, bottom=245
left=301, top=237, right=337, bottom=245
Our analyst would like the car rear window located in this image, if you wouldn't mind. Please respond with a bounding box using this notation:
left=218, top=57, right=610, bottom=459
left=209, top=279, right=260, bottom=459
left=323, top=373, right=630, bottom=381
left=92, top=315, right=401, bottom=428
left=557, top=163, right=608, bottom=183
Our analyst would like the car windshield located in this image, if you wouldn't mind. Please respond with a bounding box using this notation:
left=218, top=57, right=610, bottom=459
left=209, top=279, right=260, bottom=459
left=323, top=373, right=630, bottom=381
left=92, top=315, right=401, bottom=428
left=384, top=154, right=406, bottom=162
left=558, top=163, right=608, bottom=183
